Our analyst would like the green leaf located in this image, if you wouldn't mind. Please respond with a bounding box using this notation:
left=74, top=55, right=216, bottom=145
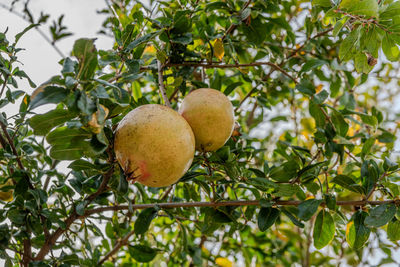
left=269, top=161, right=299, bottom=182
left=298, top=199, right=323, bottom=221
left=8, top=210, right=26, bottom=226
left=382, top=33, right=400, bottom=62
left=324, top=194, right=337, bottom=211
left=309, top=101, right=326, bottom=127
left=242, top=16, right=268, bottom=45
left=29, top=109, right=77, bottom=136
left=50, top=142, right=85, bottom=160
left=300, top=59, right=327, bottom=74
left=130, top=245, right=158, bottom=263
left=365, top=204, right=396, bottom=227
left=296, top=80, right=315, bottom=95
left=380, top=1, right=400, bottom=19
left=339, top=0, right=378, bottom=17
left=14, top=24, right=39, bottom=44
left=313, top=210, right=335, bottom=249
left=258, top=207, right=280, bottom=231
left=313, top=90, right=329, bottom=105
left=68, top=159, right=98, bottom=171
left=135, top=208, right=158, bottom=236
left=354, top=52, right=374, bottom=74
left=274, top=184, right=302, bottom=197
left=331, top=111, right=348, bottom=136
left=76, top=201, right=86, bottom=216
left=361, top=137, right=375, bottom=159
left=360, top=114, right=378, bottom=127
left=387, top=218, right=400, bottom=241
left=118, top=171, right=128, bottom=195
left=346, top=211, right=371, bottom=250
left=312, top=0, right=332, bottom=7
left=282, top=208, right=305, bottom=228
left=333, top=17, right=349, bottom=37
left=331, top=175, right=365, bottom=194
left=378, top=131, right=396, bottom=143
left=171, top=33, right=192, bottom=45
left=362, top=27, right=381, bottom=58
left=383, top=157, right=398, bottom=172
left=224, top=82, right=242, bottom=96
left=339, top=29, right=360, bottom=62
left=46, top=126, right=91, bottom=145
left=72, top=38, right=98, bottom=80
left=125, top=31, right=162, bottom=51
left=30, top=86, right=69, bottom=109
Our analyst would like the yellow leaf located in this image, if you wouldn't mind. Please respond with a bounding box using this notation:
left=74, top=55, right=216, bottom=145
left=188, top=39, right=204, bottom=50
left=346, top=221, right=354, bottom=244
left=213, top=38, right=225, bottom=60
left=305, top=195, right=315, bottom=200
left=144, top=45, right=156, bottom=54
left=216, top=257, right=233, bottom=267
left=0, top=179, right=13, bottom=202
left=88, top=105, right=109, bottom=134
left=316, top=84, right=323, bottom=93
left=337, top=165, right=343, bottom=174
left=301, top=118, right=315, bottom=134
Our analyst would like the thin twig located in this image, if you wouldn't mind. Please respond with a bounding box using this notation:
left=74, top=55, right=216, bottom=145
left=98, top=229, right=135, bottom=265
left=287, top=27, right=334, bottom=59
left=157, top=60, right=171, bottom=107
left=0, top=74, right=10, bottom=98
left=365, top=172, right=388, bottom=200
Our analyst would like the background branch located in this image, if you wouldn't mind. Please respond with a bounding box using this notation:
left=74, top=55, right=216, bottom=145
left=0, top=2, right=65, bottom=58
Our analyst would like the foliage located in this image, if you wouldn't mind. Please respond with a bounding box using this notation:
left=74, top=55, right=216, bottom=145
left=1, top=0, right=400, bottom=266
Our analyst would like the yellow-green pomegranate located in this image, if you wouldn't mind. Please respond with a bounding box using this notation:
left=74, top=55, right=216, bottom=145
left=179, top=88, right=235, bottom=151
left=114, top=104, right=195, bottom=187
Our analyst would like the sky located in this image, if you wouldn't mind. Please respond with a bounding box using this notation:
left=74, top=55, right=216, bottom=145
left=0, top=0, right=113, bottom=98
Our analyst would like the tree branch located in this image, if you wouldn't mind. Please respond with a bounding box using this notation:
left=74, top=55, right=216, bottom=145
left=157, top=60, right=171, bottom=107
left=83, top=199, right=398, bottom=217
left=34, top=165, right=115, bottom=261
left=22, top=239, right=32, bottom=267
left=287, top=27, right=334, bottom=59
left=98, top=229, right=135, bottom=265
left=167, top=62, right=298, bottom=83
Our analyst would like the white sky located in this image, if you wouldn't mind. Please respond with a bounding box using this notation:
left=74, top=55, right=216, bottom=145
left=0, top=0, right=113, bottom=95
